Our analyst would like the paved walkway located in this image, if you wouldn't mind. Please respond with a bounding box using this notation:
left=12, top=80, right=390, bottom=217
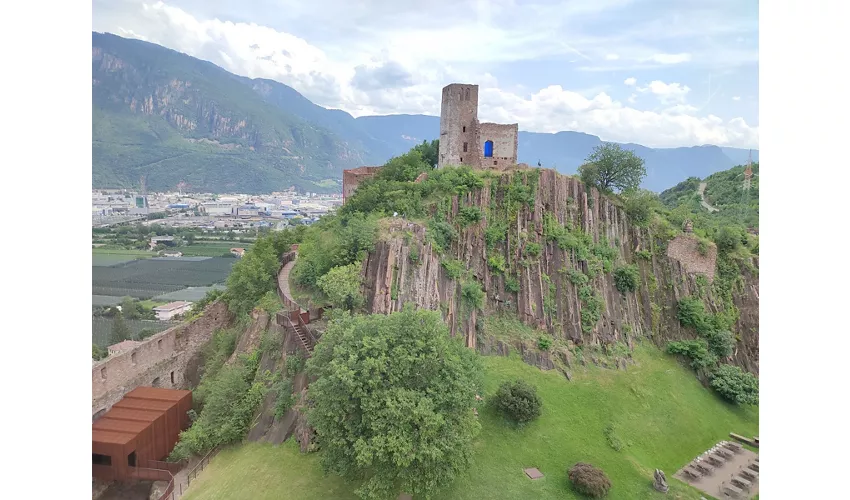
left=278, top=255, right=305, bottom=313
left=698, top=182, right=720, bottom=213
left=675, top=446, right=758, bottom=499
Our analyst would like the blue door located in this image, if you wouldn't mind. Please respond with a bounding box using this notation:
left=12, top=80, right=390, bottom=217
left=484, top=140, right=493, bottom=158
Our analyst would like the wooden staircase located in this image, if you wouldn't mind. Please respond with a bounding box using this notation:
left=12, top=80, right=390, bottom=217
left=292, top=318, right=314, bottom=357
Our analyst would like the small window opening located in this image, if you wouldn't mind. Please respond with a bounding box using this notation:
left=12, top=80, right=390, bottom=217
left=171, top=371, right=175, bottom=384
left=494, top=160, right=498, bottom=165
left=463, top=142, right=468, bottom=152
left=131, top=352, right=137, bottom=365
left=158, top=339, right=163, bottom=350
left=100, top=367, right=107, bottom=380
left=93, top=454, right=112, bottom=466
left=152, top=377, right=161, bottom=387
left=465, top=88, right=470, bottom=100
left=460, top=157, right=463, bottom=162
left=127, top=451, right=137, bottom=467
left=463, top=126, right=466, bottom=133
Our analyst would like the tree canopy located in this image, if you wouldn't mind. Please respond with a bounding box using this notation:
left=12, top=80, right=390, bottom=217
left=578, top=143, right=647, bottom=193
left=307, top=306, right=482, bottom=500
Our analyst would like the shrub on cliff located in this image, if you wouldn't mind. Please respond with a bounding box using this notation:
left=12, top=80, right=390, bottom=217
left=493, top=379, right=543, bottom=424
left=461, top=280, right=486, bottom=311
left=710, top=364, right=759, bottom=405
left=316, top=262, right=364, bottom=311
left=613, top=265, right=640, bottom=294
left=621, top=189, right=660, bottom=227
left=306, top=306, right=482, bottom=500
left=706, top=329, right=735, bottom=359
left=568, top=462, right=612, bottom=498
left=676, top=297, right=708, bottom=331
left=666, top=340, right=717, bottom=369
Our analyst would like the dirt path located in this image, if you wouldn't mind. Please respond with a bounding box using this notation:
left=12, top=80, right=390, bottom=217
left=698, top=182, right=720, bottom=213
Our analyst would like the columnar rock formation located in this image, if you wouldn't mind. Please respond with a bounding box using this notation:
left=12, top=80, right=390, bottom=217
left=360, top=169, right=759, bottom=374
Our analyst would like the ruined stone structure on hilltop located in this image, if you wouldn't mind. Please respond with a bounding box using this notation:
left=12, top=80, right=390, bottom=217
left=437, top=83, right=518, bottom=170
left=342, top=166, right=382, bottom=205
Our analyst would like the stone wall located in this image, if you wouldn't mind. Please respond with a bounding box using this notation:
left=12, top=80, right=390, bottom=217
left=342, top=166, right=382, bottom=204
left=91, top=300, right=232, bottom=418
left=479, top=122, right=518, bottom=168
left=666, top=234, right=717, bottom=282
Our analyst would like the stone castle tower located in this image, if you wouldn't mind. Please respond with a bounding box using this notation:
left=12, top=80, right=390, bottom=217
left=437, top=83, right=518, bottom=169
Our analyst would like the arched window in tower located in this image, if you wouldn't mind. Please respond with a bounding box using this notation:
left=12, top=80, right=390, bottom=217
left=484, top=140, right=494, bottom=158
left=465, top=88, right=470, bottom=100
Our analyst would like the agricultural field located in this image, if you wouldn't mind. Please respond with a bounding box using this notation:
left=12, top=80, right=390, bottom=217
left=183, top=343, right=758, bottom=500
left=92, top=257, right=235, bottom=299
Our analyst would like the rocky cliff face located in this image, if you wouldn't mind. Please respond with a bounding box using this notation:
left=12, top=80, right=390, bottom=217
left=361, top=169, right=759, bottom=374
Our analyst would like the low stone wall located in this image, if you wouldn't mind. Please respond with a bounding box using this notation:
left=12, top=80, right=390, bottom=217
left=666, top=234, right=717, bottom=281
left=92, top=300, right=232, bottom=418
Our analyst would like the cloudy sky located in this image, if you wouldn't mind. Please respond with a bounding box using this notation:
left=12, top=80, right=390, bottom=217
left=92, top=0, right=759, bottom=149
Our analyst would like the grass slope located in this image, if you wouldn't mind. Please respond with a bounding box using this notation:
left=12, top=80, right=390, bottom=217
left=184, top=343, right=758, bottom=500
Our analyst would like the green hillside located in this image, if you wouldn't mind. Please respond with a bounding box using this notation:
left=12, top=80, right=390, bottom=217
left=184, top=344, right=757, bottom=500
left=659, top=162, right=760, bottom=232
left=92, top=32, right=366, bottom=193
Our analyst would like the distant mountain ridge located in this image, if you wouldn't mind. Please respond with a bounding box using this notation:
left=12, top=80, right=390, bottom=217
left=92, top=32, right=758, bottom=193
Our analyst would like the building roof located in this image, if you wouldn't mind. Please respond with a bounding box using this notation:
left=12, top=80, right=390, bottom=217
left=153, top=301, right=191, bottom=312
left=93, top=387, right=192, bottom=447
left=108, top=340, right=141, bottom=352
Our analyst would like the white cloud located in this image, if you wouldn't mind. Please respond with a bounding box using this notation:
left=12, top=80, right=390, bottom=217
left=605, top=53, right=620, bottom=60
left=646, top=53, right=692, bottom=64
left=476, top=85, right=757, bottom=148
left=92, top=1, right=759, bottom=148
left=732, top=96, right=741, bottom=101
left=637, top=80, right=691, bottom=104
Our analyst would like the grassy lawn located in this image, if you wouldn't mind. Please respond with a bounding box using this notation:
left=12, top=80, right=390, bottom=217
left=183, top=343, right=758, bottom=500
left=183, top=440, right=357, bottom=500
left=181, top=242, right=253, bottom=257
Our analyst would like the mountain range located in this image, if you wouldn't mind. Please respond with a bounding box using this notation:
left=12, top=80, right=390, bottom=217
left=92, top=32, right=758, bottom=194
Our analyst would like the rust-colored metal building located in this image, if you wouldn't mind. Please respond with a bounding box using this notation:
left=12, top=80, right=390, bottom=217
left=92, top=387, right=192, bottom=481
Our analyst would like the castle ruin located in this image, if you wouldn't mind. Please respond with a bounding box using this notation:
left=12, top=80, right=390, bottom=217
left=437, top=83, right=518, bottom=169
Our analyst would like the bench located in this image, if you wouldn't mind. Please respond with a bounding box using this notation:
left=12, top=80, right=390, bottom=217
left=748, top=462, right=759, bottom=472
left=731, top=476, right=752, bottom=490
left=694, top=462, right=714, bottom=475
left=739, top=468, right=758, bottom=480
left=715, top=448, right=734, bottom=459
left=722, top=441, right=743, bottom=453
left=707, top=454, right=725, bottom=466
left=723, top=483, right=744, bottom=498
left=682, top=467, right=701, bottom=481
left=729, top=432, right=758, bottom=447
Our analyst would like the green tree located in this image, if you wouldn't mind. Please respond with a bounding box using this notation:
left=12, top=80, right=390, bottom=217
left=307, top=306, right=482, bottom=500
left=412, top=139, right=439, bottom=168
left=223, top=228, right=301, bottom=316
left=109, top=312, right=131, bottom=345
left=316, top=263, right=364, bottom=311
left=710, top=364, right=759, bottom=405
left=493, top=379, right=543, bottom=424
left=578, top=143, right=646, bottom=193
left=120, top=296, right=141, bottom=320
left=92, top=344, right=108, bottom=361
left=620, top=189, right=660, bottom=227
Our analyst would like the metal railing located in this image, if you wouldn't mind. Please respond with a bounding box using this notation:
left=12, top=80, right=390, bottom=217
left=186, top=446, right=220, bottom=487
left=128, top=467, right=175, bottom=500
